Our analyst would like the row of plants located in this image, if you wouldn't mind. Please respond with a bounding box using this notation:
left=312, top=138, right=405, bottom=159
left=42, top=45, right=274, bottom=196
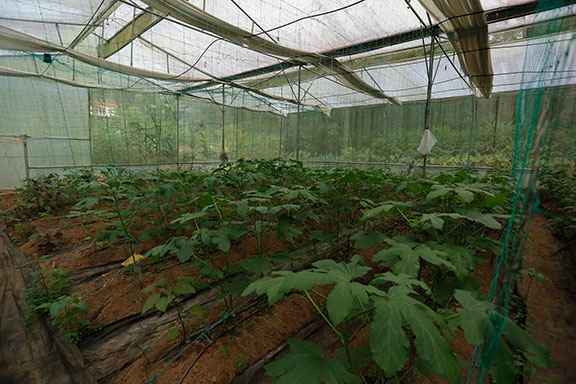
left=12, top=160, right=550, bottom=383
left=538, top=165, right=576, bottom=233
left=244, top=168, right=551, bottom=383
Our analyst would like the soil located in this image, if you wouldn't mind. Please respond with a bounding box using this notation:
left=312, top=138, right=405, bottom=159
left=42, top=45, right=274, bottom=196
left=4, top=191, right=576, bottom=384
left=518, top=214, right=576, bottom=384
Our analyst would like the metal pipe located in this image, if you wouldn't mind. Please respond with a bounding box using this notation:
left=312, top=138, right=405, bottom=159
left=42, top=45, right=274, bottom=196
left=221, top=84, right=226, bottom=155
left=296, top=65, right=302, bottom=161
left=422, top=27, right=436, bottom=178
left=176, top=95, right=181, bottom=168
left=22, top=135, right=30, bottom=179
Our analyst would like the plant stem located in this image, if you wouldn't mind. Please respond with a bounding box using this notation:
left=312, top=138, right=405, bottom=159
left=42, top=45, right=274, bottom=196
left=304, top=290, right=344, bottom=343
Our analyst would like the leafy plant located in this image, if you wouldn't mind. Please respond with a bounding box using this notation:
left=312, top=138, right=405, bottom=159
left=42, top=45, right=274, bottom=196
left=142, top=275, right=198, bottom=344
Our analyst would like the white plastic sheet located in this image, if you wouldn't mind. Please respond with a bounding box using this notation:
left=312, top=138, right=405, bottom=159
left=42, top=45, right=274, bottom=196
left=417, top=129, right=438, bottom=155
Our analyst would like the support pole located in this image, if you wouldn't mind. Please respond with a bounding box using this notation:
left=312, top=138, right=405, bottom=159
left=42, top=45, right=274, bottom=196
left=296, top=65, right=302, bottom=161
left=278, top=117, right=283, bottom=159
left=422, top=29, right=436, bottom=177
left=235, top=108, right=239, bottom=160
left=221, top=85, right=226, bottom=157
left=176, top=95, right=180, bottom=169
left=88, top=90, right=94, bottom=172
left=22, top=134, right=30, bottom=180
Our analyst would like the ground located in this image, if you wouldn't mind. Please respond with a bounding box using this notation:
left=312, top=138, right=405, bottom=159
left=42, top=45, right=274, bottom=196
left=1, top=190, right=575, bottom=384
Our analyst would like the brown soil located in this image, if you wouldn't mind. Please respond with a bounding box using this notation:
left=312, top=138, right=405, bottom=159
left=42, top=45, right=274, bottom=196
left=81, top=232, right=288, bottom=329
left=106, top=291, right=326, bottom=384
left=11, top=193, right=571, bottom=384
left=518, top=214, right=576, bottom=384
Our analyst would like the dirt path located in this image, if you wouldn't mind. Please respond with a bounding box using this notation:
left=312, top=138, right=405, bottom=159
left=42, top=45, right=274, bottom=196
left=0, top=218, right=96, bottom=384
left=519, top=214, right=576, bottom=384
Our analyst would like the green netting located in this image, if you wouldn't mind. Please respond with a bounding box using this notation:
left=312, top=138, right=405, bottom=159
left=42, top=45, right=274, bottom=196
left=467, top=1, right=576, bottom=382
left=0, top=1, right=574, bottom=187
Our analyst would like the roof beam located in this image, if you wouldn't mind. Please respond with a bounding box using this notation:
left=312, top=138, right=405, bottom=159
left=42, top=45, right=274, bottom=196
left=183, top=0, right=576, bottom=92
left=242, top=12, right=576, bottom=91
left=98, top=8, right=165, bottom=59
left=69, top=0, right=120, bottom=48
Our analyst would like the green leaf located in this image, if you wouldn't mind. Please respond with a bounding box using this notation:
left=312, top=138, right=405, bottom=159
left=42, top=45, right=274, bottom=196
left=421, top=213, right=445, bottom=230
left=403, top=303, right=460, bottom=382
left=167, top=327, right=181, bottom=340
left=170, top=211, right=208, bottom=225
left=454, top=290, right=493, bottom=345
left=327, top=283, right=353, bottom=325
left=455, top=187, right=474, bottom=203
left=172, top=280, right=196, bottom=295
left=201, top=265, right=224, bottom=279
left=49, top=296, right=73, bottom=317
left=142, top=293, right=161, bottom=314
left=426, top=186, right=451, bottom=201
left=458, top=208, right=502, bottom=229
left=176, top=238, right=196, bottom=263
left=310, top=230, right=337, bottom=244
left=277, top=214, right=303, bottom=243
left=351, top=231, right=385, bottom=249
left=373, top=239, right=453, bottom=277
left=312, top=255, right=371, bottom=281
left=265, top=339, right=359, bottom=384
left=212, top=233, right=231, bottom=252
left=370, top=296, right=410, bottom=377
left=155, top=296, right=172, bottom=312
left=438, top=244, right=475, bottom=280
left=360, top=201, right=411, bottom=222
left=188, top=305, right=204, bottom=318
left=235, top=256, right=271, bottom=275
left=372, top=271, right=429, bottom=290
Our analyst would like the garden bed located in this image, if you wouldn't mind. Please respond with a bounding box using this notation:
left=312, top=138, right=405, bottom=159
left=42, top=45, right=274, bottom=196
left=0, top=160, right=556, bottom=384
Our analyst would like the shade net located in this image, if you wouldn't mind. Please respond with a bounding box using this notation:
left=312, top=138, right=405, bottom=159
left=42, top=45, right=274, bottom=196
left=0, top=0, right=574, bottom=189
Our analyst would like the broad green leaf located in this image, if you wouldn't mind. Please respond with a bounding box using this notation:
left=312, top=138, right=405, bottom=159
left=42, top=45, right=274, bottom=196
left=454, top=290, right=493, bottom=345
left=403, top=304, right=460, bottom=382
left=370, top=296, right=410, bottom=377
left=176, top=239, right=196, bottom=263
left=372, top=271, right=429, bottom=290
left=458, top=208, right=502, bottom=229
left=312, top=255, right=371, bottom=281
left=437, top=244, right=475, bottom=280
left=201, top=265, right=223, bottom=280
left=212, top=234, right=231, bottom=252
left=421, top=213, right=445, bottom=230
left=310, top=230, right=337, bottom=244
left=360, top=201, right=411, bottom=222
left=167, top=327, right=181, bottom=340
left=277, top=214, right=303, bottom=243
left=155, top=296, right=172, bottom=312
left=188, top=305, right=204, bottom=318
left=327, top=283, right=354, bottom=325
left=265, top=339, right=359, bottom=384
left=170, top=211, right=208, bottom=225
left=142, top=293, right=161, bottom=314
left=415, top=245, right=453, bottom=270
left=426, top=187, right=451, bottom=201
left=351, top=231, right=386, bottom=249
left=172, top=280, right=196, bottom=295
left=234, top=256, right=271, bottom=275
left=49, top=296, right=73, bottom=317
left=143, top=278, right=168, bottom=293
left=373, top=239, right=452, bottom=277
left=455, top=187, right=475, bottom=203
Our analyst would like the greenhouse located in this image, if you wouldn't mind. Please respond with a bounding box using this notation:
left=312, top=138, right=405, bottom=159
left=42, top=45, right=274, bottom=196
left=0, top=0, right=575, bottom=383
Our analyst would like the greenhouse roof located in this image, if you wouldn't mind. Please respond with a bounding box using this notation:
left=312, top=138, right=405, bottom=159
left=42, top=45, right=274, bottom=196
left=0, top=0, right=575, bottom=113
